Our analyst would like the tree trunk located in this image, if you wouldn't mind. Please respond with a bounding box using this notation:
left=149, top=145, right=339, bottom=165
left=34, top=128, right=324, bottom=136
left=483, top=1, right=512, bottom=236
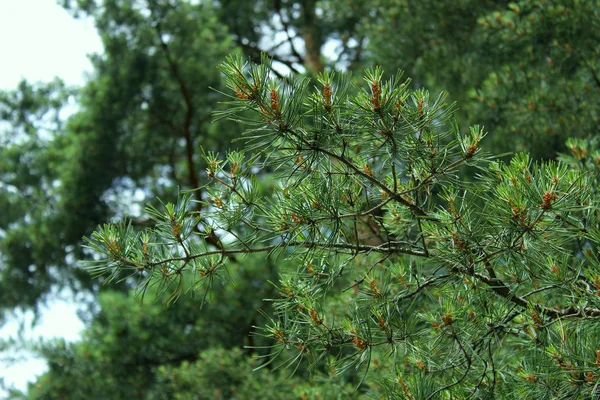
left=300, top=0, right=323, bottom=74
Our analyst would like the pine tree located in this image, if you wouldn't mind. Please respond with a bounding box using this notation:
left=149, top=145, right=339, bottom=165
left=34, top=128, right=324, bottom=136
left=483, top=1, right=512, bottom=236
left=368, top=0, right=600, bottom=161
left=83, top=56, right=600, bottom=398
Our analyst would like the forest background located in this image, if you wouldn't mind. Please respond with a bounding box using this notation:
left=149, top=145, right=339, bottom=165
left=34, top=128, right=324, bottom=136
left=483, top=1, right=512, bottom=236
left=1, top=0, right=599, bottom=398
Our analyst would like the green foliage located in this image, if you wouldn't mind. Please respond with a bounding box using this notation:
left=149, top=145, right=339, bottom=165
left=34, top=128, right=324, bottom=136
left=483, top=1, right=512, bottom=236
left=368, top=0, right=600, bottom=160
left=2, top=1, right=600, bottom=398
left=0, top=0, right=240, bottom=315
left=471, top=0, right=600, bottom=160
left=0, top=79, right=74, bottom=313
left=16, top=257, right=272, bottom=398
left=83, top=57, right=600, bottom=397
left=18, top=267, right=359, bottom=399
left=151, top=347, right=358, bottom=400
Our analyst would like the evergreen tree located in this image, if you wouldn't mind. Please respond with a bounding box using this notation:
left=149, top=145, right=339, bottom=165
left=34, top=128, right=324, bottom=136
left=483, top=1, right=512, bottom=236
left=2, top=1, right=599, bottom=398
left=368, top=0, right=600, bottom=160
left=0, top=79, right=75, bottom=314
left=1, top=0, right=377, bottom=317
left=82, top=56, right=600, bottom=398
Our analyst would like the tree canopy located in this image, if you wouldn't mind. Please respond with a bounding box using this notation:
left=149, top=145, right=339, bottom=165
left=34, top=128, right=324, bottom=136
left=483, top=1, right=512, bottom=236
left=78, top=54, right=600, bottom=398
left=1, top=0, right=599, bottom=398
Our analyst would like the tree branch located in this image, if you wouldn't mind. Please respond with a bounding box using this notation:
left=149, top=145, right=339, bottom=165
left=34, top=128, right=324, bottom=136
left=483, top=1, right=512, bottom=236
left=285, top=128, right=432, bottom=218
left=117, top=240, right=428, bottom=272
left=471, top=270, right=600, bottom=320
left=151, top=16, right=230, bottom=254
left=272, top=0, right=304, bottom=64
left=153, top=21, right=197, bottom=191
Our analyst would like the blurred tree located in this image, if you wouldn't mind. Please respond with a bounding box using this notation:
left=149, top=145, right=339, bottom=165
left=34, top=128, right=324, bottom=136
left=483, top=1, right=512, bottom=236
left=0, top=0, right=381, bottom=317
left=1, top=2, right=378, bottom=394
left=0, top=79, right=76, bottom=315
left=471, top=0, right=600, bottom=159
left=0, top=0, right=238, bottom=317
left=215, top=0, right=373, bottom=74
left=368, top=0, right=600, bottom=160
left=10, top=257, right=359, bottom=400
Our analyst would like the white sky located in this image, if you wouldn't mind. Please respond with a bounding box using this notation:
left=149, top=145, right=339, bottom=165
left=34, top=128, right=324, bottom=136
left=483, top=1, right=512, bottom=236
left=0, top=0, right=102, bottom=89
left=0, top=0, right=103, bottom=394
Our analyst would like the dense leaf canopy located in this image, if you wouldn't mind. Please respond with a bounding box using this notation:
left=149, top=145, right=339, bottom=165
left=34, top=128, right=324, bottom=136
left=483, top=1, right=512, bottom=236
left=1, top=0, right=599, bottom=398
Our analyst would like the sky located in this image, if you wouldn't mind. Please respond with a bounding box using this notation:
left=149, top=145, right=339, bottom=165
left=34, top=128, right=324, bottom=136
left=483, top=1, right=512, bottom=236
left=0, top=0, right=103, bottom=394
left=0, top=0, right=102, bottom=89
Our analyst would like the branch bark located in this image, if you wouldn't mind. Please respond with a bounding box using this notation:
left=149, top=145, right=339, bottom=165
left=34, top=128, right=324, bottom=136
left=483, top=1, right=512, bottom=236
left=299, top=0, right=323, bottom=74
left=151, top=16, right=228, bottom=253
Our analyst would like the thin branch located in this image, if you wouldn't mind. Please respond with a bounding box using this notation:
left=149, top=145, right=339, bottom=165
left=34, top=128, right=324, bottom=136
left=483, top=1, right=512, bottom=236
left=282, top=125, right=432, bottom=218
left=116, top=240, right=428, bottom=271
left=237, top=40, right=301, bottom=77
left=153, top=21, right=197, bottom=190
left=391, top=274, right=451, bottom=300
left=150, top=15, right=231, bottom=254
left=272, top=0, right=304, bottom=63
left=470, top=269, right=600, bottom=320
left=587, top=64, right=600, bottom=89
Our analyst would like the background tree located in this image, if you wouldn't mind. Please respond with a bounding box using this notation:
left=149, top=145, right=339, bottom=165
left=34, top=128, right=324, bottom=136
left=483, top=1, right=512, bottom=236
left=368, top=0, right=600, bottom=160
left=0, top=0, right=379, bottom=319
left=1, top=0, right=599, bottom=398
left=0, top=79, right=75, bottom=314
left=1, top=0, right=238, bottom=317
left=215, top=0, right=373, bottom=74
left=12, top=257, right=360, bottom=400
